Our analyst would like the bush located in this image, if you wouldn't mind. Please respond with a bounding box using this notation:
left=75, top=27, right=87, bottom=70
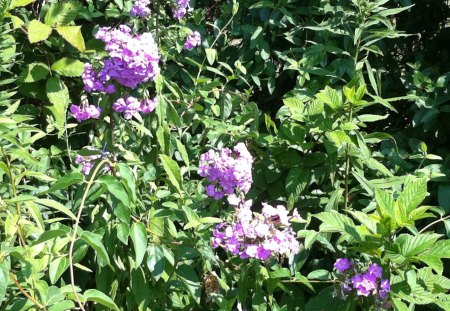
left=1, top=0, right=449, bottom=310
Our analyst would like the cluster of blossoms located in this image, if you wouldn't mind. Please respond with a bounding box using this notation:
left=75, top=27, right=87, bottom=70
left=334, top=259, right=391, bottom=308
left=82, top=25, right=160, bottom=92
left=198, top=143, right=253, bottom=199
left=75, top=148, right=110, bottom=175
left=130, top=0, right=151, bottom=17
left=70, top=103, right=102, bottom=122
left=212, top=199, right=300, bottom=260
left=173, top=0, right=189, bottom=20
left=82, top=63, right=116, bottom=94
left=112, top=96, right=158, bottom=120
left=184, top=31, right=201, bottom=50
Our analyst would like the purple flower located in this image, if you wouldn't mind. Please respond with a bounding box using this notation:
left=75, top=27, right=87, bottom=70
left=70, top=104, right=102, bottom=122
left=184, top=31, right=201, bottom=50
left=112, top=96, right=141, bottom=119
left=75, top=147, right=110, bottom=175
left=352, top=273, right=378, bottom=297
left=198, top=143, right=253, bottom=199
left=367, top=263, right=383, bottom=278
left=140, top=97, right=158, bottom=114
left=82, top=63, right=115, bottom=94
left=173, top=0, right=189, bottom=20
left=334, top=258, right=351, bottom=273
left=379, top=279, right=390, bottom=299
left=130, top=0, right=151, bottom=17
left=211, top=201, right=299, bottom=261
left=93, top=27, right=160, bottom=89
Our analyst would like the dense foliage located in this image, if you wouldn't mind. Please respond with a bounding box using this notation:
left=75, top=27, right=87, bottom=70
left=1, top=0, right=450, bottom=310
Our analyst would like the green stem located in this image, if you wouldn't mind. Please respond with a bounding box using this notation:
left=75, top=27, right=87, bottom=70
left=343, top=105, right=354, bottom=210
left=68, top=160, right=108, bottom=311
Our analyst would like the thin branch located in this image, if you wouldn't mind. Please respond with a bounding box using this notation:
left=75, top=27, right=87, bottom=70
left=418, top=214, right=450, bottom=234
left=9, top=272, right=46, bottom=310
left=68, top=160, right=108, bottom=311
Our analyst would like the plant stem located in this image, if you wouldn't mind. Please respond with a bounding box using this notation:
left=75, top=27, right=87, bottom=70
left=1, top=148, right=26, bottom=246
left=9, top=272, right=46, bottom=310
left=418, top=214, right=450, bottom=234
left=343, top=105, right=354, bottom=210
left=68, top=160, right=108, bottom=311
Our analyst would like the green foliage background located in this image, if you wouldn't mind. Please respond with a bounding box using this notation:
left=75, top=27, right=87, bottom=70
left=1, top=0, right=450, bottom=310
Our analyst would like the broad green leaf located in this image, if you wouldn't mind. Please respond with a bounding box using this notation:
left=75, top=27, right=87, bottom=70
left=46, top=77, right=70, bottom=107
left=205, top=48, right=217, bottom=65
left=51, top=58, right=85, bottom=77
left=17, top=62, right=49, bottom=83
left=177, top=265, right=201, bottom=304
left=314, top=211, right=361, bottom=240
left=28, top=20, right=52, bottom=43
left=80, top=231, right=110, bottom=267
left=286, top=167, right=310, bottom=199
left=35, top=198, right=77, bottom=220
left=147, top=245, right=165, bottom=281
left=56, top=25, right=86, bottom=52
left=44, top=1, right=81, bottom=26
left=46, top=172, right=84, bottom=193
left=98, top=175, right=130, bottom=206
left=10, top=0, right=34, bottom=9
left=396, top=233, right=441, bottom=258
left=0, top=0, right=11, bottom=22
left=32, top=229, right=68, bottom=245
left=49, top=256, right=69, bottom=284
left=316, top=86, right=342, bottom=110
left=83, top=289, right=119, bottom=311
left=159, top=154, right=182, bottom=192
left=0, top=262, right=8, bottom=302
left=398, top=177, right=427, bottom=215
left=130, top=222, right=147, bottom=267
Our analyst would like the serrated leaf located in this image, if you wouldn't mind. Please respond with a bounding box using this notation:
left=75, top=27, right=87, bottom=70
left=286, top=167, right=310, bottom=199
left=17, top=62, right=49, bottom=83
left=316, top=86, right=342, bottom=110
left=56, top=25, right=85, bottom=51
left=28, top=20, right=52, bottom=43
left=46, top=77, right=70, bottom=106
left=44, top=1, right=81, bottom=26
left=398, top=177, right=427, bottom=215
left=51, top=57, right=84, bottom=77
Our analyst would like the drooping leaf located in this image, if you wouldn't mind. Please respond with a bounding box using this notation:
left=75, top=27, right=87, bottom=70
left=130, top=222, right=147, bottom=267
left=83, top=289, right=120, bottom=311
left=80, top=231, right=110, bottom=267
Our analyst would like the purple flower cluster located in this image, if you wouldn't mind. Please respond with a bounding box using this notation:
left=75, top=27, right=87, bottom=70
left=198, top=143, right=253, bottom=199
left=334, top=259, right=391, bottom=304
left=75, top=148, right=110, bottom=175
left=212, top=200, right=300, bottom=260
left=84, top=25, right=159, bottom=91
left=82, top=63, right=116, bottom=94
left=70, top=104, right=102, bottom=122
left=112, top=96, right=158, bottom=119
left=130, top=0, right=151, bottom=17
left=173, top=0, right=189, bottom=20
left=184, top=31, right=201, bottom=50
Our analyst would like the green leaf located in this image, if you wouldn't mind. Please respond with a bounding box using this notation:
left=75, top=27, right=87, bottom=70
left=80, top=231, right=110, bottom=267
left=398, top=177, right=427, bottom=215
left=314, top=211, right=361, bottom=240
left=98, top=175, right=130, bottom=206
left=0, top=0, right=11, bottom=23
left=83, top=289, right=119, bottom=311
left=316, top=86, right=342, bottom=110
left=46, top=77, right=70, bottom=106
left=51, top=58, right=85, bottom=77
left=56, top=25, right=85, bottom=52
left=46, top=172, right=84, bottom=193
left=49, top=256, right=69, bottom=284
left=159, top=154, right=182, bottom=192
left=205, top=48, right=217, bottom=65
left=28, top=20, right=52, bottom=43
left=44, top=1, right=81, bottom=26
left=130, top=222, right=147, bottom=268
left=10, top=0, right=33, bottom=8
left=397, top=233, right=441, bottom=258
left=177, top=264, right=201, bottom=304
left=147, top=245, right=165, bottom=281
left=17, top=62, right=49, bottom=83
left=286, top=167, right=310, bottom=199
left=0, top=262, right=8, bottom=302
left=35, top=199, right=77, bottom=220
